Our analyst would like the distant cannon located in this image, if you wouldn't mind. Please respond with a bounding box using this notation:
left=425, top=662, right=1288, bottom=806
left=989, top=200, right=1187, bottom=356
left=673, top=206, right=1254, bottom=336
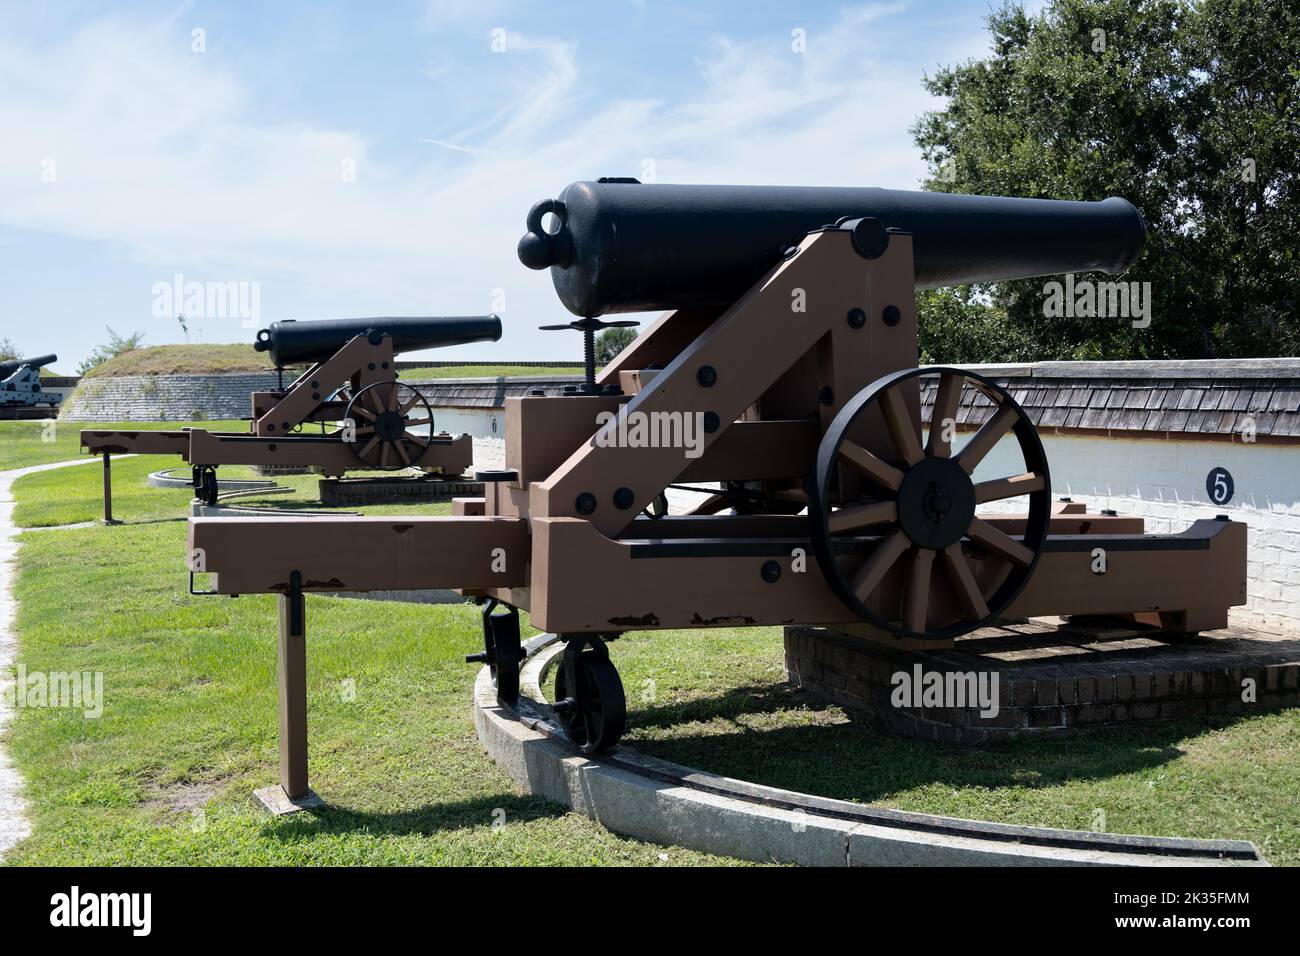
left=82, top=316, right=501, bottom=514
left=0, top=354, right=61, bottom=408
left=254, top=315, right=501, bottom=367
left=518, top=180, right=1145, bottom=316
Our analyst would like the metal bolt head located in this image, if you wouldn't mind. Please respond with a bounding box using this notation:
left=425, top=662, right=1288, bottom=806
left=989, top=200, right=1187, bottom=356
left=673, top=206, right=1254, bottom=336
left=702, top=411, right=720, bottom=433
left=760, top=560, right=781, bottom=583
left=575, top=492, right=597, bottom=515
left=882, top=305, right=902, bottom=326
left=696, top=365, right=718, bottom=388
left=613, top=487, right=635, bottom=510
left=846, top=308, right=866, bottom=329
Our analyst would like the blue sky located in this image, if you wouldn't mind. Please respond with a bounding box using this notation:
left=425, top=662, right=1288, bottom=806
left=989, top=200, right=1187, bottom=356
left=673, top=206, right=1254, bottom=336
left=0, top=0, right=1019, bottom=371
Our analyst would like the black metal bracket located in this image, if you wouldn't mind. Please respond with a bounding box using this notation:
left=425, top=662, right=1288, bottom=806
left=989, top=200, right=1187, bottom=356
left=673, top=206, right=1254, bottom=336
left=188, top=571, right=219, bottom=597
left=286, top=569, right=305, bottom=637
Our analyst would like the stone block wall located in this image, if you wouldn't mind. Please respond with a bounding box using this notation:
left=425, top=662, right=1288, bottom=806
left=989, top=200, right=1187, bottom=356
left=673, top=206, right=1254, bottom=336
left=59, top=373, right=280, bottom=422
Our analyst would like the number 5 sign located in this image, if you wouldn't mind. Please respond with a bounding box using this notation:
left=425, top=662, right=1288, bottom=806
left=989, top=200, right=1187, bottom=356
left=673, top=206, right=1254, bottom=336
left=1206, top=466, right=1234, bottom=506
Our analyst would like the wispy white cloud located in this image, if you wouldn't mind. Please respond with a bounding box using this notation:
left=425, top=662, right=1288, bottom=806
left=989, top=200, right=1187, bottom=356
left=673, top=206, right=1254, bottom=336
left=0, top=1, right=976, bottom=362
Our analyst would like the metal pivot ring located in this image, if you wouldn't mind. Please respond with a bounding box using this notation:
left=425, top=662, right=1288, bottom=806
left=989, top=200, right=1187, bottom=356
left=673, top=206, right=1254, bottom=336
left=807, top=366, right=1051, bottom=640
left=342, top=381, right=435, bottom=471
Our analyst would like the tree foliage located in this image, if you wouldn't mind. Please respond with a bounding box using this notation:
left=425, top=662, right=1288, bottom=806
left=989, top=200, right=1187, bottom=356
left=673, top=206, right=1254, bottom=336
left=0, top=338, right=17, bottom=362
left=911, top=0, right=1299, bottom=360
left=77, top=327, right=147, bottom=376
left=595, top=326, right=638, bottom=364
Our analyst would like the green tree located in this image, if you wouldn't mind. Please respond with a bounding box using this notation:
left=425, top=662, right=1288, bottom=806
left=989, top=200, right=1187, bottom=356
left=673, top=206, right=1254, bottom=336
left=0, top=338, right=17, bottom=362
left=77, top=327, right=146, bottom=375
left=595, top=325, right=638, bottom=364
left=911, top=0, right=1299, bottom=360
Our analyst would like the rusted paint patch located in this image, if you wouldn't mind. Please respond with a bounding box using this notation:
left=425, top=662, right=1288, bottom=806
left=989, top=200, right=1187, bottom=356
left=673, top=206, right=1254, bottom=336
left=608, top=613, right=660, bottom=627
left=690, top=613, right=757, bottom=626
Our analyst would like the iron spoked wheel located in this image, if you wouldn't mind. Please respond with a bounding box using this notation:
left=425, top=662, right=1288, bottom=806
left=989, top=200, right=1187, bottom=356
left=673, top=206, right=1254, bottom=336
left=552, top=639, right=626, bottom=754
left=342, top=381, right=434, bottom=471
left=808, top=366, right=1051, bottom=641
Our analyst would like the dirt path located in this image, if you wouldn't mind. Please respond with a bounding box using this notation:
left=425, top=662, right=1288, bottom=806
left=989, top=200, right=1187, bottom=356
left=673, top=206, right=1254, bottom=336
left=0, top=456, right=111, bottom=858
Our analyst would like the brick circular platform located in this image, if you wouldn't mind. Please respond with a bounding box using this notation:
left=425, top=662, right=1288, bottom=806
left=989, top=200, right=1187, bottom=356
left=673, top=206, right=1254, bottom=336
left=784, top=617, right=1300, bottom=744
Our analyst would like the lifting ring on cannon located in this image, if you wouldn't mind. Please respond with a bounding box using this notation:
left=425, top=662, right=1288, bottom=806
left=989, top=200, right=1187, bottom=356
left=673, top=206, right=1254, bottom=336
left=342, top=381, right=435, bottom=471
left=808, top=366, right=1051, bottom=641
left=552, top=636, right=627, bottom=754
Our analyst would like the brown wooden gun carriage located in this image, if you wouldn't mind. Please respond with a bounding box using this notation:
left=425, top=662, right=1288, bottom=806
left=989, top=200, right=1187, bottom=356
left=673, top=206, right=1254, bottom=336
left=187, top=181, right=1246, bottom=801
left=80, top=315, right=500, bottom=512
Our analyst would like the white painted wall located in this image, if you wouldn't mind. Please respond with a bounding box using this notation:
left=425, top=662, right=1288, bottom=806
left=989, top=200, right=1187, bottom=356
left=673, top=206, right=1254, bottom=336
left=972, top=432, right=1299, bottom=632
left=431, top=407, right=503, bottom=439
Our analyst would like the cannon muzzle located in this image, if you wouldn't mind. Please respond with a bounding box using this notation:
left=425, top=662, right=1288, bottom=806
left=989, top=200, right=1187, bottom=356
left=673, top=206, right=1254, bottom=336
left=0, top=354, right=57, bottom=377
left=253, top=316, right=502, bottom=367
left=518, top=181, right=1146, bottom=317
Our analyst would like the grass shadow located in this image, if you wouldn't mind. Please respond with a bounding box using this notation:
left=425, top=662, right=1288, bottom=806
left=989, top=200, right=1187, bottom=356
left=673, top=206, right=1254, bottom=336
left=625, top=680, right=1250, bottom=807
left=261, top=792, right=566, bottom=840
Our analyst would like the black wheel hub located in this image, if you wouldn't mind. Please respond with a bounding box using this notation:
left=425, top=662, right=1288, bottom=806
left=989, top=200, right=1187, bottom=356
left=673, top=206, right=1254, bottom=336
left=374, top=409, right=405, bottom=441
left=895, top=454, right=975, bottom=550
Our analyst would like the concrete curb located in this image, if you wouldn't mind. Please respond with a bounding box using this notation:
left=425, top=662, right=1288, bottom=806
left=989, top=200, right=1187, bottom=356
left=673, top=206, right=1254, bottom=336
left=0, top=456, right=109, bottom=859
left=476, top=648, right=1267, bottom=867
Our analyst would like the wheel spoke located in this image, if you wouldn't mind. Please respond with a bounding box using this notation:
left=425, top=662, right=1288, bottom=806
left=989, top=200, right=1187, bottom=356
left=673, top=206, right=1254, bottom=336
left=903, top=547, right=935, bottom=633
left=380, top=441, right=392, bottom=469
left=402, top=417, right=433, bottom=428
left=966, top=517, right=1035, bottom=567
left=974, top=471, right=1045, bottom=504
left=357, top=435, right=380, bottom=460
left=955, top=406, right=1018, bottom=475
left=395, top=440, right=412, bottom=467
left=385, top=387, right=400, bottom=412
left=837, top=441, right=904, bottom=491
left=880, top=386, right=924, bottom=467
left=941, top=544, right=989, bottom=620
left=828, top=500, right=897, bottom=533
left=364, top=388, right=385, bottom=415
left=399, top=392, right=422, bottom=415
left=349, top=405, right=376, bottom=422
left=848, top=529, right=909, bottom=603
left=354, top=425, right=375, bottom=437
left=403, top=430, right=429, bottom=448
left=926, top=373, right=964, bottom=458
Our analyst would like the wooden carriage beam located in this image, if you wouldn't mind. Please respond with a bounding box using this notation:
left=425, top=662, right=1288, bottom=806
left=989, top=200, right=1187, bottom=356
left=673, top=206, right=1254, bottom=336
left=188, top=515, right=530, bottom=595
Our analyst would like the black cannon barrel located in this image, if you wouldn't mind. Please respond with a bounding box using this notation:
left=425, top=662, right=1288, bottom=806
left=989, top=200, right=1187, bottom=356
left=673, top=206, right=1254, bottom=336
left=254, top=315, right=502, bottom=367
left=518, top=181, right=1146, bottom=317
left=0, top=354, right=57, bottom=377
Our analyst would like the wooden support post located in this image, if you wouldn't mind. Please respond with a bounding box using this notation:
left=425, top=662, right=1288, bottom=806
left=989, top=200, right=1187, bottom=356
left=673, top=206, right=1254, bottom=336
left=277, top=570, right=309, bottom=797
left=255, top=570, right=319, bottom=814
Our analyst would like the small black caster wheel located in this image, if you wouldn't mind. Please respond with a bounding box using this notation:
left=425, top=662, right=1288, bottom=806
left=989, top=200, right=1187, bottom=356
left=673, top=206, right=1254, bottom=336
left=552, top=637, right=626, bottom=753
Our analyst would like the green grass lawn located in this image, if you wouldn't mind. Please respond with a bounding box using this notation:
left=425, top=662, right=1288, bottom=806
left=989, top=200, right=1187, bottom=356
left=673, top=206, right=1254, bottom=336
left=4, top=456, right=1298, bottom=865
left=400, top=364, right=583, bottom=380
left=0, top=419, right=236, bottom=472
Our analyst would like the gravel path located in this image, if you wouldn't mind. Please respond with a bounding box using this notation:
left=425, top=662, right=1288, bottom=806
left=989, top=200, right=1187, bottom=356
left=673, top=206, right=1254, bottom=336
left=0, top=456, right=108, bottom=859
